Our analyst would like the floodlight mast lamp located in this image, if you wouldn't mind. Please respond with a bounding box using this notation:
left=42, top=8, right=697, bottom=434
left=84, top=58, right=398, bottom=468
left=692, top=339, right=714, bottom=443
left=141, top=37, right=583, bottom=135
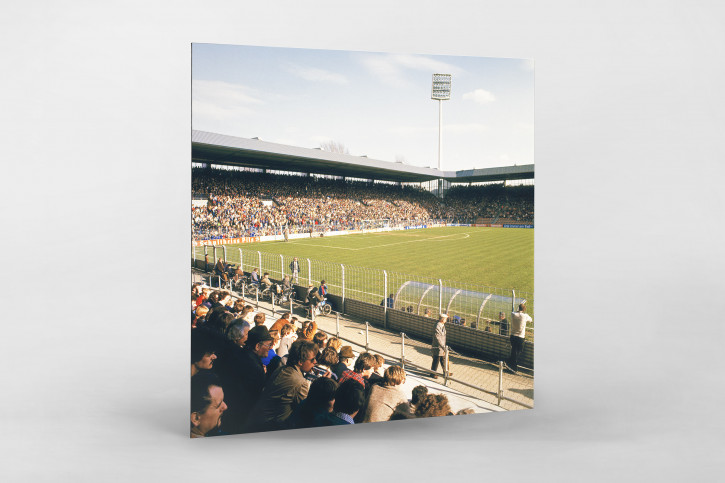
left=431, top=74, right=451, bottom=197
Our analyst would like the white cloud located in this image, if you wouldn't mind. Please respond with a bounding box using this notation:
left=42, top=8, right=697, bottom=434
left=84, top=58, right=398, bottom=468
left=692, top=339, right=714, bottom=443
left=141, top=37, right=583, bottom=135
left=389, top=125, right=436, bottom=135
left=462, top=88, right=496, bottom=104
left=286, top=64, right=348, bottom=84
left=192, top=80, right=262, bottom=120
left=445, top=123, right=488, bottom=133
left=361, top=53, right=463, bottom=88
left=309, top=135, right=334, bottom=148
left=389, top=123, right=486, bottom=135
left=390, top=54, right=462, bottom=74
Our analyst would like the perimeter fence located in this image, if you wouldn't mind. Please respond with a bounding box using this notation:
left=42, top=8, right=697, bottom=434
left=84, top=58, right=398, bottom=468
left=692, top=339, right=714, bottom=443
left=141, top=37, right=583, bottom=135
left=193, top=245, right=533, bottom=343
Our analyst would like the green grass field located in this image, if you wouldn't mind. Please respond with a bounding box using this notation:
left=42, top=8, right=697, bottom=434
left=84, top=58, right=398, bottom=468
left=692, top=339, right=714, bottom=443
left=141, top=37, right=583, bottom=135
left=237, top=227, right=532, bottom=292
left=196, top=227, right=533, bottom=324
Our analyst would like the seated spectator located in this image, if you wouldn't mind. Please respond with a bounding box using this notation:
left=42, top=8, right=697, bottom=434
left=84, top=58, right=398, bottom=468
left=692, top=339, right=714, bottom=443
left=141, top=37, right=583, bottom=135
left=315, top=347, right=340, bottom=381
left=297, top=320, right=317, bottom=340
left=241, top=305, right=255, bottom=324
left=225, top=320, right=251, bottom=347
left=205, top=310, right=235, bottom=335
left=261, top=330, right=281, bottom=367
left=410, top=385, right=428, bottom=408
left=245, top=339, right=317, bottom=432
left=313, top=331, right=328, bottom=356
left=195, top=288, right=209, bottom=309
left=287, top=377, right=338, bottom=430
left=190, top=372, right=227, bottom=438
left=362, top=366, right=408, bottom=423
left=389, top=402, right=416, bottom=421
left=331, top=345, right=355, bottom=380
left=368, top=354, right=385, bottom=386
left=206, top=291, right=220, bottom=308
left=323, top=379, right=366, bottom=425
left=217, top=292, right=233, bottom=310
left=269, top=312, right=291, bottom=333
left=191, top=328, right=218, bottom=377
left=415, top=394, right=452, bottom=418
left=231, top=299, right=246, bottom=316
left=326, top=337, right=342, bottom=353
left=277, top=323, right=295, bottom=361
left=193, top=305, right=209, bottom=328
left=250, top=268, right=260, bottom=285
left=225, top=326, right=274, bottom=432
left=261, top=272, right=273, bottom=289
left=338, top=352, right=374, bottom=389
left=280, top=275, right=292, bottom=294
left=253, top=312, right=266, bottom=327
left=380, top=294, right=394, bottom=308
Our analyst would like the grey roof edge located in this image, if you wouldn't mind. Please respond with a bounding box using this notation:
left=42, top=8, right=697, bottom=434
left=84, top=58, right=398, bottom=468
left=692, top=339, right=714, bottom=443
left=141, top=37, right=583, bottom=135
left=192, top=130, right=533, bottom=182
left=192, top=130, right=449, bottom=177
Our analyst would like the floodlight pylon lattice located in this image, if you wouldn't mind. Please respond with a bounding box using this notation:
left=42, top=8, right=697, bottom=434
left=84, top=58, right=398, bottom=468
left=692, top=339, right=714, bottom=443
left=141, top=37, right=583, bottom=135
left=431, top=74, right=452, bottom=197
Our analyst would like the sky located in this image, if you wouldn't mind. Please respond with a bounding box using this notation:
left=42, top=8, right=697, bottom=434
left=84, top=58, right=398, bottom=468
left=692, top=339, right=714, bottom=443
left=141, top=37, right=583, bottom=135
left=192, top=44, right=534, bottom=172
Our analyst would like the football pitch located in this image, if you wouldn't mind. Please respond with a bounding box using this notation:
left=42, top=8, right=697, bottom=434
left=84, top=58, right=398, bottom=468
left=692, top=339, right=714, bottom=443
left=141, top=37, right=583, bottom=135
left=215, top=226, right=533, bottom=297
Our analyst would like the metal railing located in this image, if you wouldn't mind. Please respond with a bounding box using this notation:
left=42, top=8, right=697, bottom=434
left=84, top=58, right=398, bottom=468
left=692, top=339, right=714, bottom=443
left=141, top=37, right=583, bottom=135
left=310, top=309, right=533, bottom=410
left=193, top=246, right=534, bottom=341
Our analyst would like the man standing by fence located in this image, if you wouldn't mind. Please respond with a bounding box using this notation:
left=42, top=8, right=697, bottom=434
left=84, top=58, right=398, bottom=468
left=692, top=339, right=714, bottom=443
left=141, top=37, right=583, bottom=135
left=289, top=257, right=300, bottom=284
left=430, top=314, right=447, bottom=379
left=506, top=303, right=531, bottom=374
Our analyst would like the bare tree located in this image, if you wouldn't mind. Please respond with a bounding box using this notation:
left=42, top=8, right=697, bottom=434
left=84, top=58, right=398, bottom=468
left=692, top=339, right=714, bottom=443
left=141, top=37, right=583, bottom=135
left=319, top=140, right=350, bottom=154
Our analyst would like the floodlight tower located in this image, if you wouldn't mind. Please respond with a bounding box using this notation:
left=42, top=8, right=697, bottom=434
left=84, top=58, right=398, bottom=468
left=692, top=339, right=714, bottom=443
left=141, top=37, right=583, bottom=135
left=431, top=73, right=451, bottom=197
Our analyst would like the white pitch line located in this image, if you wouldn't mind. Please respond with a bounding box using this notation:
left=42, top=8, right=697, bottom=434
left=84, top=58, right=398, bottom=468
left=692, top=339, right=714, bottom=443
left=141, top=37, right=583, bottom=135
left=283, top=231, right=473, bottom=251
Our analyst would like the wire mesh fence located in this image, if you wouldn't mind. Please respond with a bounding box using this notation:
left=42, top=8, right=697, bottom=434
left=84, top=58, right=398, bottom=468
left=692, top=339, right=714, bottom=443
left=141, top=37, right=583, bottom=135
left=193, top=246, right=534, bottom=342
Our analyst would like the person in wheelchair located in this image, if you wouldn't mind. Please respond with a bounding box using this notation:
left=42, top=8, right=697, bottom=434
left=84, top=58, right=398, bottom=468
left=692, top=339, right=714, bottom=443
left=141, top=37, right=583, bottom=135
left=249, top=268, right=260, bottom=285
left=231, top=267, right=247, bottom=291
left=261, top=272, right=274, bottom=292
left=278, top=275, right=293, bottom=302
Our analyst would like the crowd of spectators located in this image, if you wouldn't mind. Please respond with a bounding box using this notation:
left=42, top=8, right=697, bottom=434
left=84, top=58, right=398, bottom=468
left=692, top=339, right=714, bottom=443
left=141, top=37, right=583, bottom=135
left=441, top=184, right=534, bottom=224
left=192, top=168, right=534, bottom=241
left=192, top=169, right=444, bottom=240
left=190, top=282, right=476, bottom=437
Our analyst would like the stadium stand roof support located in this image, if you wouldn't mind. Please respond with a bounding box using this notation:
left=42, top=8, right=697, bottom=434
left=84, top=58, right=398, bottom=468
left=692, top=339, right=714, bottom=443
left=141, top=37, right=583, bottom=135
left=192, top=130, right=533, bottom=184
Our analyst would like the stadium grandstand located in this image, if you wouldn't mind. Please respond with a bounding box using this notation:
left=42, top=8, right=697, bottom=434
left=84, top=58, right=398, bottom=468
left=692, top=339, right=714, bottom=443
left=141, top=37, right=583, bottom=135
left=192, top=130, right=534, bottom=241
left=190, top=130, right=534, bottom=436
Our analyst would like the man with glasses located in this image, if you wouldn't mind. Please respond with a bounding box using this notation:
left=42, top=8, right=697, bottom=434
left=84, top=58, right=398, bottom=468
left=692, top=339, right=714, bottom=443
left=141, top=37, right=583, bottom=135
left=245, top=339, right=325, bottom=432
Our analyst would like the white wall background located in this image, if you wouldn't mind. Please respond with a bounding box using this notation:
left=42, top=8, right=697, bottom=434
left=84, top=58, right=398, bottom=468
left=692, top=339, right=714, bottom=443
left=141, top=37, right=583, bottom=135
left=1, top=1, right=723, bottom=481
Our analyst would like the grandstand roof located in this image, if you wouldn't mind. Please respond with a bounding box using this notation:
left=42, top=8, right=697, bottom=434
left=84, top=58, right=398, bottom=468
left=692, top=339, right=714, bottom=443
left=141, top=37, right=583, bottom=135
left=192, top=130, right=533, bottom=183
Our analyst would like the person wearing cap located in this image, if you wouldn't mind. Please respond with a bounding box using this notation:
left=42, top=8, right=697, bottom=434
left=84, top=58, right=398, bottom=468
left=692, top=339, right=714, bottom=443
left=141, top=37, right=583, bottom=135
left=331, top=345, right=355, bottom=380
left=222, top=325, right=274, bottom=433
left=430, top=314, right=448, bottom=379
left=506, top=303, right=532, bottom=374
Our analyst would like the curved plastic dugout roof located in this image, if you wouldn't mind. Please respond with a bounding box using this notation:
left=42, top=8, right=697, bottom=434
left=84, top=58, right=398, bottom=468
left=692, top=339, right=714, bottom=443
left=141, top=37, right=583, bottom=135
left=192, top=130, right=534, bottom=184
